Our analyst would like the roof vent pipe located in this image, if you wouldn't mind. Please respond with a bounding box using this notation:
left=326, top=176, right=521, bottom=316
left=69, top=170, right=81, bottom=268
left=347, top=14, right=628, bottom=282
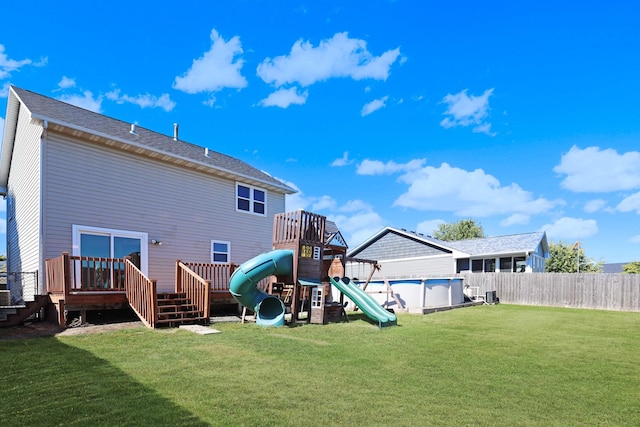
left=130, top=124, right=137, bottom=135
left=173, top=123, right=179, bottom=141
left=204, top=147, right=210, bottom=157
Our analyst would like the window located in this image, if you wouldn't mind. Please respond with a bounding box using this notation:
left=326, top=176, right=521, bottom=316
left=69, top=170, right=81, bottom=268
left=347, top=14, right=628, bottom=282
left=500, top=257, right=512, bottom=272
left=211, top=240, right=230, bottom=263
left=514, top=256, right=526, bottom=272
left=471, top=259, right=483, bottom=272
left=236, top=183, right=266, bottom=216
left=484, top=258, right=496, bottom=273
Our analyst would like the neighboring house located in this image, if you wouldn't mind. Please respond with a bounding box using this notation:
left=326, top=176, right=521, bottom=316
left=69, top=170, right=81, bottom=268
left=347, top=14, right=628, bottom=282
left=602, top=263, right=631, bottom=274
left=346, top=227, right=549, bottom=279
left=0, top=86, right=295, bottom=304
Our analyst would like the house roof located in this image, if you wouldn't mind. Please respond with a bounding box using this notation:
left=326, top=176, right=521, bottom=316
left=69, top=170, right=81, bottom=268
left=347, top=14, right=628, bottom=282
left=602, top=262, right=631, bottom=274
left=348, top=226, right=548, bottom=259
left=445, top=231, right=549, bottom=257
left=1, top=86, right=295, bottom=194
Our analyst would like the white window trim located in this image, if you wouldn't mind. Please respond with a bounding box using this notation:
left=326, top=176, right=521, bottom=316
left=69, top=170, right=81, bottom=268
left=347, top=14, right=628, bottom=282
left=235, top=183, right=267, bottom=216
left=211, top=240, right=231, bottom=264
left=72, top=225, right=149, bottom=274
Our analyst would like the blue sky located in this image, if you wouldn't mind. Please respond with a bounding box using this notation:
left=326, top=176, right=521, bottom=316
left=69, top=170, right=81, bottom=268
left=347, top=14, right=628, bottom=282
left=1, top=0, right=639, bottom=263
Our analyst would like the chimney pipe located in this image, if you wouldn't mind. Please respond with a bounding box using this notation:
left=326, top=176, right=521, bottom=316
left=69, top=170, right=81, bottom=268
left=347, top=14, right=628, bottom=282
left=173, top=123, right=179, bottom=141
left=130, top=124, right=137, bottom=135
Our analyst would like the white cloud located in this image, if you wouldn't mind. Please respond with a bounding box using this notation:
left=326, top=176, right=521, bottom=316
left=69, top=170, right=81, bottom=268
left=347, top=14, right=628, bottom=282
left=281, top=178, right=384, bottom=248
left=540, top=217, right=599, bottom=240
left=339, top=199, right=372, bottom=213
left=311, top=195, right=337, bottom=211
left=616, top=191, right=640, bottom=214
left=0, top=44, right=34, bottom=80
left=331, top=151, right=352, bottom=167
left=554, top=146, right=640, bottom=193
left=357, top=158, right=426, bottom=175
left=106, top=89, right=176, bottom=112
left=282, top=180, right=337, bottom=213
left=57, top=91, right=103, bottom=113
left=0, top=82, right=9, bottom=97
left=440, top=88, right=494, bottom=135
left=328, top=208, right=385, bottom=248
left=416, top=219, right=445, bottom=236
left=258, top=87, right=308, bottom=108
left=584, top=199, right=607, bottom=213
left=57, top=76, right=76, bottom=89
left=173, top=29, right=247, bottom=94
left=393, top=162, right=563, bottom=217
left=500, top=213, right=530, bottom=227
left=361, top=96, right=388, bottom=116
left=630, top=235, right=640, bottom=244
left=257, top=32, right=400, bottom=87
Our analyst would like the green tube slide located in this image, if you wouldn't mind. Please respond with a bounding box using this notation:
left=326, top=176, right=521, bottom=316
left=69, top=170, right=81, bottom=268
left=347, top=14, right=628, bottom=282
left=329, top=276, right=397, bottom=328
left=229, top=249, right=294, bottom=327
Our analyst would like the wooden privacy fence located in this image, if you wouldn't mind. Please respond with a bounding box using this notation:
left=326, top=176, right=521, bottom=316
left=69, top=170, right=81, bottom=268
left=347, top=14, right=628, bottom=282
left=462, top=273, right=640, bottom=312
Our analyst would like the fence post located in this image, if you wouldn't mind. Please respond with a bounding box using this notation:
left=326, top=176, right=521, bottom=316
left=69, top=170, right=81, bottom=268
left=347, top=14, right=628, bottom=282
left=175, top=260, right=182, bottom=293
left=62, top=252, right=71, bottom=295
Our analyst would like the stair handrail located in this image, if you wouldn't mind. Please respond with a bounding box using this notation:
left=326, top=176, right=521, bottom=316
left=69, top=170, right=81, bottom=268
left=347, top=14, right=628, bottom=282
left=176, top=261, right=211, bottom=321
left=124, top=258, right=157, bottom=328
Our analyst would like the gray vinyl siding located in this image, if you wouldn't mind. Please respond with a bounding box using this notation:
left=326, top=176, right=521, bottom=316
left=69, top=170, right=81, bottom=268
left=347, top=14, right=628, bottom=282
left=43, top=133, right=285, bottom=292
left=346, top=255, right=454, bottom=280
left=6, top=105, right=42, bottom=297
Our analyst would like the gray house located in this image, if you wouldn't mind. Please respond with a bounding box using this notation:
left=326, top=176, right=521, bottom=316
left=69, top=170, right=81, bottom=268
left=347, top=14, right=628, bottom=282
left=347, top=227, right=549, bottom=279
left=1, top=86, right=295, bottom=307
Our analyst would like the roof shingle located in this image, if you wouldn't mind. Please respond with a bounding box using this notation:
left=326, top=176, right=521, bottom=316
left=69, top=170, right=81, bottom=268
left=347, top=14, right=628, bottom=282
left=10, top=86, right=294, bottom=193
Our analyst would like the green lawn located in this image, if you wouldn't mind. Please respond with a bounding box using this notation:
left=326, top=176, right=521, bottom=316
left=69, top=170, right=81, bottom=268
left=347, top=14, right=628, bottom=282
left=2, top=304, right=639, bottom=426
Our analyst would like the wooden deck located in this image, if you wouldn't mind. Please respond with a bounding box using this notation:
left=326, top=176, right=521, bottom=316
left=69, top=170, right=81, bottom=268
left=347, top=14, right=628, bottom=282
left=45, top=253, right=238, bottom=328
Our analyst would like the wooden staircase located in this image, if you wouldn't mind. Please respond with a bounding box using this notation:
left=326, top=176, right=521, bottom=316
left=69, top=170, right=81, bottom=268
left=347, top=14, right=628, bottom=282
left=0, top=295, right=50, bottom=328
left=155, top=292, right=208, bottom=327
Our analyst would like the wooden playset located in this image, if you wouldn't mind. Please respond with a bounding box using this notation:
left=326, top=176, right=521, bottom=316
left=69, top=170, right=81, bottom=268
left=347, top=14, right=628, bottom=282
left=269, top=209, right=349, bottom=324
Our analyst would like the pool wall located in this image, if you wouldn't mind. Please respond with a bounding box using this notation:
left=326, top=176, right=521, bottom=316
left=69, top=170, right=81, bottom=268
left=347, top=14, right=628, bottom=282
left=330, top=277, right=465, bottom=310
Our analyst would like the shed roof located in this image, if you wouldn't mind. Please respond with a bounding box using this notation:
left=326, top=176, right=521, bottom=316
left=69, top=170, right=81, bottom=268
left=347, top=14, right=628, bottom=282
left=1, top=86, right=295, bottom=194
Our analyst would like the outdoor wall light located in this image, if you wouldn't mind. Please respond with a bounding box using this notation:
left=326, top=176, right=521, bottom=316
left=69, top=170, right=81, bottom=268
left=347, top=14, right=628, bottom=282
left=151, top=239, right=163, bottom=246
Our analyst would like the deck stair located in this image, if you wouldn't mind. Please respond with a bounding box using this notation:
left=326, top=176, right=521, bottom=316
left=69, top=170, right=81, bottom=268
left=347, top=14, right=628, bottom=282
left=155, top=292, right=207, bottom=327
left=0, top=295, right=50, bottom=328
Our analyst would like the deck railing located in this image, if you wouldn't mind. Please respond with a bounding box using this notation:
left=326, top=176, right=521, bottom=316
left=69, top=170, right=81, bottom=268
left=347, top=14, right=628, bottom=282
left=124, top=259, right=157, bottom=328
left=175, top=261, right=211, bottom=320
left=273, top=210, right=326, bottom=245
left=46, top=253, right=71, bottom=294
left=179, top=261, right=271, bottom=296
left=180, top=262, right=238, bottom=292
left=46, top=252, right=127, bottom=293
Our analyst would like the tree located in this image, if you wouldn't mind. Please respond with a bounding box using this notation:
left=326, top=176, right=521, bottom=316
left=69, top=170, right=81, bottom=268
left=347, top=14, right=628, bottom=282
left=622, top=262, right=640, bottom=274
left=433, top=219, right=485, bottom=241
left=545, top=241, right=602, bottom=273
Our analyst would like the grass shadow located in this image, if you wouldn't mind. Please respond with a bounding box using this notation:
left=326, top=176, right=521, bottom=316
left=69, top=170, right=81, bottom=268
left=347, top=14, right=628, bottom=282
left=0, top=336, right=209, bottom=426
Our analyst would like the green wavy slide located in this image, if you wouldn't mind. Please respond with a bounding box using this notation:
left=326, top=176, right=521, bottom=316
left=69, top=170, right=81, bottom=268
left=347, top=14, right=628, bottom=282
left=329, top=276, right=396, bottom=328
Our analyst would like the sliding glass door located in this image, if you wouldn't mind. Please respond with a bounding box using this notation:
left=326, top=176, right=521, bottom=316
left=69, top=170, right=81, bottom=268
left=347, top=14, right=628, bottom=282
left=73, top=225, right=148, bottom=289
